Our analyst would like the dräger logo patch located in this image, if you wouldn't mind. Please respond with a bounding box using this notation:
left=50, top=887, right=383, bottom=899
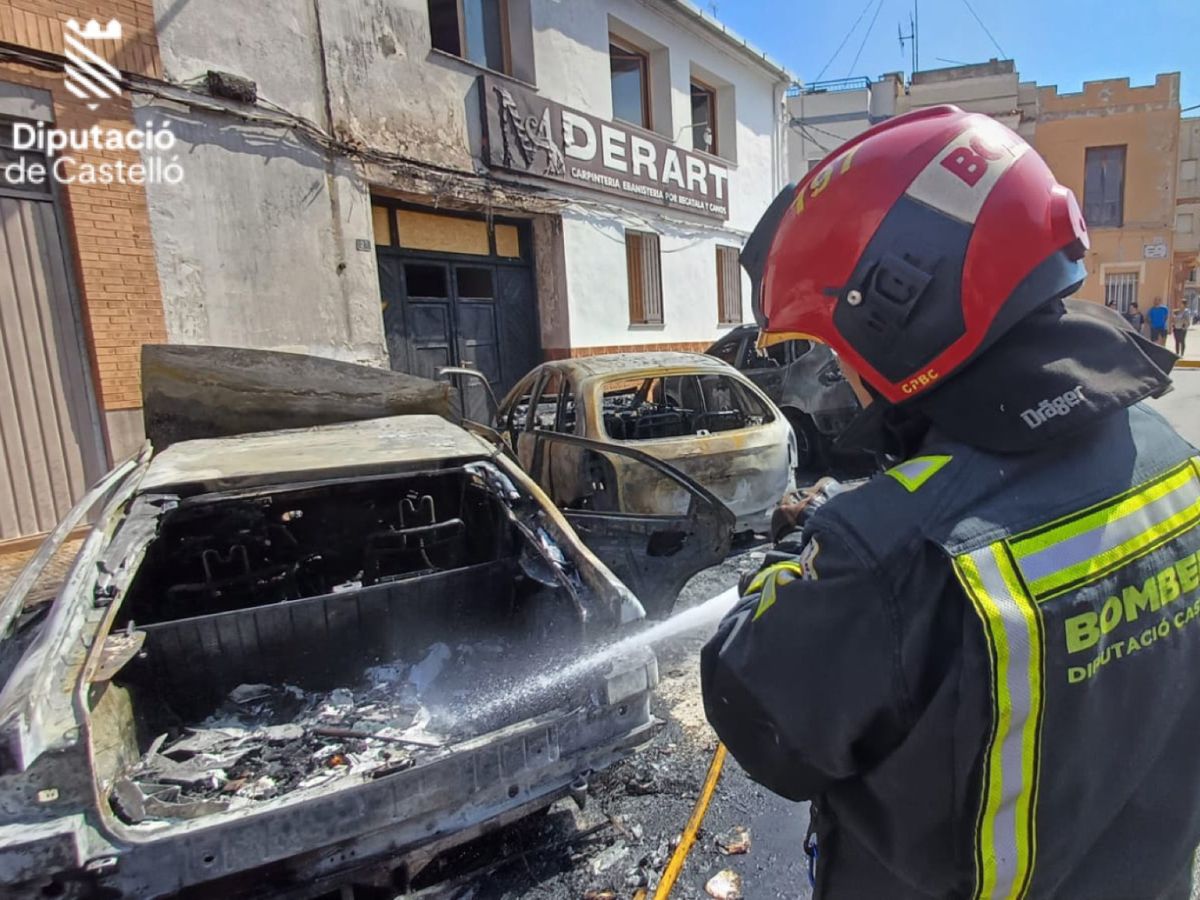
left=1020, top=386, right=1085, bottom=429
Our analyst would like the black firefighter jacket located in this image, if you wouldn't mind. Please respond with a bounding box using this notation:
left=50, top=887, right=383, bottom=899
left=702, top=402, right=1200, bottom=899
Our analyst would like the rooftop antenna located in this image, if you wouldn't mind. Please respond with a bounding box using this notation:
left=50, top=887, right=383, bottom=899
left=898, top=0, right=918, bottom=75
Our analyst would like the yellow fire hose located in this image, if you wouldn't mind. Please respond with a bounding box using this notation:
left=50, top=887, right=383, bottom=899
left=651, top=742, right=728, bottom=900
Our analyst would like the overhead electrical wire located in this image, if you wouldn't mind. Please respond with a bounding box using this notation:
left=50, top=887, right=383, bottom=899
left=812, top=0, right=878, bottom=83
left=787, top=120, right=833, bottom=155
left=960, top=0, right=1008, bottom=59
left=846, top=0, right=886, bottom=77
left=0, top=43, right=752, bottom=249
left=796, top=119, right=848, bottom=146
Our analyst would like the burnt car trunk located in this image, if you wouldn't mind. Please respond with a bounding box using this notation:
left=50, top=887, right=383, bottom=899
left=114, top=468, right=579, bottom=729
left=76, top=459, right=656, bottom=896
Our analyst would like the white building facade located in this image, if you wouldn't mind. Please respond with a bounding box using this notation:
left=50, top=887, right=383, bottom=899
left=138, top=0, right=793, bottom=398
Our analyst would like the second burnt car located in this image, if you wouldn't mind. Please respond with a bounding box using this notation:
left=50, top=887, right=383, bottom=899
left=706, top=324, right=860, bottom=469
left=0, top=347, right=732, bottom=899
left=491, top=352, right=796, bottom=536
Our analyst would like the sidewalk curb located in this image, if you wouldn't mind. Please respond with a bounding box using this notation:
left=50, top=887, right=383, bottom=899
left=1176, top=360, right=1200, bottom=369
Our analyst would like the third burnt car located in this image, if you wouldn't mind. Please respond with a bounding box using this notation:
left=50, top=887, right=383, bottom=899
left=706, top=324, right=861, bottom=470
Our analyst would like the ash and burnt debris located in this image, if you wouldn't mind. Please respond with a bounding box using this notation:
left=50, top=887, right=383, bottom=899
left=111, top=641, right=498, bottom=825
left=413, top=748, right=759, bottom=900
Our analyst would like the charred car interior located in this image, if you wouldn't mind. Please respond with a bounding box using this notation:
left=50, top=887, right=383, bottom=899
left=0, top=407, right=696, bottom=899
left=600, top=374, right=774, bottom=442
left=102, top=463, right=602, bottom=828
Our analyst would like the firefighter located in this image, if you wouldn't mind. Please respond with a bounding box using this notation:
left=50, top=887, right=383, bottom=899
left=701, top=105, right=1198, bottom=899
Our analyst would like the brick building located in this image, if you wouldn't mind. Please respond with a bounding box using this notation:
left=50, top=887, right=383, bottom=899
left=1034, top=75, right=1182, bottom=315
left=0, top=0, right=167, bottom=545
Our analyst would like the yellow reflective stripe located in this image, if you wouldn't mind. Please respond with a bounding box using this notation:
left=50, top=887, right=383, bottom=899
left=995, top=546, right=1044, bottom=900
left=1010, top=458, right=1200, bottom=601
left=745, top=561, right=803, bottom=595
left=746, top=561, right=805, bottom=621
left=1024, top=496, right=1200, bottom=598
left=885, top=454, right=953, bottom=492
left=954, top=543, right=1044, bottom=900
left=1011, top=460, right=1195, bottom=556
left=955, top=553, right=1005, bottom=899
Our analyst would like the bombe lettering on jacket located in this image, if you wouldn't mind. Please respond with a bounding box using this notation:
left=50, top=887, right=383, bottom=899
left=1065, top=548, right=1200, bottom=653
left=1021, top=387, right=1085, bottom=429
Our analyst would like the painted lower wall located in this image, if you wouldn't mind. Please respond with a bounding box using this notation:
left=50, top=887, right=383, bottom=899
left=560, top=208, right=750, bottom=352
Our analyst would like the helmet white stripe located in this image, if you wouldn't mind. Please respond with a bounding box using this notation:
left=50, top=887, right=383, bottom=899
left=905, top=123, right=1029, bottom=225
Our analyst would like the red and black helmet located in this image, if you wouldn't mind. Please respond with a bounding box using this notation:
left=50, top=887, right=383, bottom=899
left=742, top=105, right=1090, bottom=405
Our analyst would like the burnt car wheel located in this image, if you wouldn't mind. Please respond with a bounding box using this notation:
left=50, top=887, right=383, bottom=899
left=786, top=410, right=822, bottom=473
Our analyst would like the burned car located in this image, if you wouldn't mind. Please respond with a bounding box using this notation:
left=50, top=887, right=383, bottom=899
left=0, top=349, right=732, bottom=898
left=492, top=353, right=796, bottom=535
left=706, top=325, right=860, bottom=469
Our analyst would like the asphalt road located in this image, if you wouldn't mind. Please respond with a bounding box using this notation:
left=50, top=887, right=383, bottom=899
left=1148, top=367, right=1200, bottom=446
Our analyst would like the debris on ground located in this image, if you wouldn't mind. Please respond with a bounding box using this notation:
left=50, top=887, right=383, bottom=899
left=715, top=824, right=751, bottom=855
left=705, top=868, right=744, bottom=899
left=587, top=840, right=628, bottom=875
left=625, top=767, right=659, bottom=796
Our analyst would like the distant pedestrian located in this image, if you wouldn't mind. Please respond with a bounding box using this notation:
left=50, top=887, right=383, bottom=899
left=1124, top=302, right=1146, bottom=335
left=1173, top=306, right=1190, bottom=356
left=1149, top=300, right=1170, bottom=345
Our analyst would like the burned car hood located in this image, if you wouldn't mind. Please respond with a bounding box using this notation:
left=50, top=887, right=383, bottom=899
left=142, top=344, right=452, bottom=450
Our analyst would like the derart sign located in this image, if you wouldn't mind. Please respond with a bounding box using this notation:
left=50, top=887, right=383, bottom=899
left=479, top=75, right=730, bottom=221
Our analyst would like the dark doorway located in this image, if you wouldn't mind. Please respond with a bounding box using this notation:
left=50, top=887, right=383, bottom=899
left=374, top=201, right=541, bottom=400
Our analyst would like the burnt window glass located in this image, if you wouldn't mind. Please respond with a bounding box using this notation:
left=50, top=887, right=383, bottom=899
left=601, top=373, right=772, bottom=441
left=530, top=371, right=563, bottom=430
left=505, top=373, right=537, bottom=440
left=709, top=338, right=744, bottom=367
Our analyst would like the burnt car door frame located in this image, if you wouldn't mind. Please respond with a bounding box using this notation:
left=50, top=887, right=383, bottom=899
left=523, top=429, right=734, bottom=618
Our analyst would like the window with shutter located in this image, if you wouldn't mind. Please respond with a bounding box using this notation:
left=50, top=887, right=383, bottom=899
left=626, top=231, right=663, bottom=325
left=715, top=245, right=742, bottom=324
left=1083, top=146, right=1126, bottom=228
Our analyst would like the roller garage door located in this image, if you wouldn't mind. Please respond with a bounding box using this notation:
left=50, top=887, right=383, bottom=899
left=0, top=119, right=106, bottom=543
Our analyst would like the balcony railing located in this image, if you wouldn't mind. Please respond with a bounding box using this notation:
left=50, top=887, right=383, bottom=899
left=787, top=77, right=873, bottom=97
